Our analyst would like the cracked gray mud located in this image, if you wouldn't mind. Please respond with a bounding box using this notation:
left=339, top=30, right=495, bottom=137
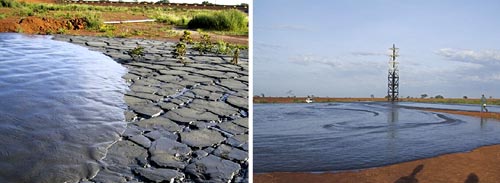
left=53, top=35, right=249, bottom=183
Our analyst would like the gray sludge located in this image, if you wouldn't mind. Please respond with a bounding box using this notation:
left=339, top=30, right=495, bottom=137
left=53, top=35, right=249, bottom=183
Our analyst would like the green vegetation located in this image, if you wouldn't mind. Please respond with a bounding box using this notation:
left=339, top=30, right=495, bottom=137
left=152, top=13, right=189, bottom=26
left=84, top=13, right=103, bottom=30
left=0, top=0, right=21, bottom=8
left=128, top=46, right=145, bottom=60
left=231, top=46, right=240, bottom=64
left=0, top=13, right=5, bottom=19
left=187, top=9, right=247, bottom=33
left=131, top=30, right=144, bottom=36
left=193, top=32, right=213, bottom=54
left=172, top=31, right=189, bottom=63
left=98, top=24, right=115, bottom=32
left=15, top=26, right=23, bottom=33
left=190, top=31, right=246, bottom=64
left=0, top=0, right=248, bottom=36
left=1, top=0, right=128, bottom=12
left=180, top=30, right=193, bottom=44
left=56, top=28, right=67, bottom=34
left=172, top=41, right=187, bottom=62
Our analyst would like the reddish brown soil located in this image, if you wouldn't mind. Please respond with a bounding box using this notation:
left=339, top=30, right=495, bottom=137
left=423, top=109, right=500, bottom=120
left=0, top=4, right=248, bottom=45
left=254, top=97, right=388, bottom=103
left=19, top=0, right=56, bottom=3
left=254, top=144, right=500, bottom=183
left=0, top=16, right=86, bottom=34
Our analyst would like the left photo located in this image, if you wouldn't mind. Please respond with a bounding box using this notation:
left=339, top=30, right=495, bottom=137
left=0, top=0, right=249, bottom=182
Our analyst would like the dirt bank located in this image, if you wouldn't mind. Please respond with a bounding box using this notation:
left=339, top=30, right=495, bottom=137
left=0, top=3, right=248, bottom=45
left=0, top=16, right=86, bottom=34
left=422, top=109, right=500, bottom=120
left=254, top=144, right=500, bottom=183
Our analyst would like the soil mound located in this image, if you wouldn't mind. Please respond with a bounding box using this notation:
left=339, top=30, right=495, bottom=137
left=18, top=17, right=86, bottom=34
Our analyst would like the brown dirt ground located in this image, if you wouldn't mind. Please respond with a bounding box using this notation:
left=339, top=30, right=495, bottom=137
left=254, top=97, right=389, bottom=103
left=254, top=144, right=500, bottom=183
left=19, top=0, right=55, bottom=3
left=0, top=4, right=248, bottom=45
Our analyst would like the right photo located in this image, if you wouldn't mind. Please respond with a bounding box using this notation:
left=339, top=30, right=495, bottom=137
left=253, top=1, right=500, bottom=183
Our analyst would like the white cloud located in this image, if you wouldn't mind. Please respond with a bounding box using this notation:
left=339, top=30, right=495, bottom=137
left=255, top=25, right=311, bottom=32
left=435, top=48, right=500, bottom=64
left=351, top=51, right=386, bottom=56
left=289, top=54, right=385, bottom=71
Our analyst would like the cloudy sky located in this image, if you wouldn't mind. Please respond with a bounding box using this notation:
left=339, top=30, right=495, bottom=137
left=254, top=0, right=500, bottom=98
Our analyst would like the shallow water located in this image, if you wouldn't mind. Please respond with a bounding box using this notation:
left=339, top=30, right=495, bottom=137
left=254, top=102, right=500, bottom=173
left=0, top=33, right=128, bottom=182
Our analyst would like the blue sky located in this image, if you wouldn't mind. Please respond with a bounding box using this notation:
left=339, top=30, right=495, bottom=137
left=254, top=0, right=500, bottom=98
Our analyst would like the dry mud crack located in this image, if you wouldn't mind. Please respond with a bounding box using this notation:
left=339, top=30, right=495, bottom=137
left=53, top=35, right=248, bottom=183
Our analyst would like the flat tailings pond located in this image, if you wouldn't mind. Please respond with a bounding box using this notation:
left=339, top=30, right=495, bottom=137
left=254, top=102, right=500, bottom=173
left=0, top=33, right=128, bottom=182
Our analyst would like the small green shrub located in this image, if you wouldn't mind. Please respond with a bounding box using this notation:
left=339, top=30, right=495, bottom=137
left=180, top=30, right=193, bottom=44
left=56, top=28, right=67, bottom=34
left=0, top=13, right=5, bottom=19
left=83, top=13, right=103, bottom=30
left=172, top=41, right=187, bottom=62
left=153, top=14, right=189, bottom=26
left=231, top=46, right=240, bottom=64
left=98, top=24, right=116, bottom=32
left=15, top=26, right=23, bottom=33
left=215, top=40, right=229, bottom=54
left=128, top=46, right=144, bottom=60
left=193, top=33, right=213, bottom=55
left=45, top=29, right=54, bottom=35
left=131, top=30, right=144, bottom=36
left=187, top=9, right=247, bottom=32
left=0, top=0, right=20, bottom=8
left=17, top=7, right=34, bottom=16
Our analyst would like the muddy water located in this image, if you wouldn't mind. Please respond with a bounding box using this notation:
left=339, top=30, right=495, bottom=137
left=0, top=33, right=128, bottom=182
left=254, top=102, right=500, bottom=173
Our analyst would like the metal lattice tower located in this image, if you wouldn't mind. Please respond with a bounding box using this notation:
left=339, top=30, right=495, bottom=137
left=388, top=44, right=399, bottom=102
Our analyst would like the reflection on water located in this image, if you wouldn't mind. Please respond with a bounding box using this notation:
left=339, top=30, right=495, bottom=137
left=254, top=102, right=500, bottom=173
left=0, top=33, right=128, bottom=182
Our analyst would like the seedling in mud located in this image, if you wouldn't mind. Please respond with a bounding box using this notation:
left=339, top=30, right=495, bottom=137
left=193, top=33, right=213, bottom=55
left=231, top=46, right=240, bottom=64
left=215, top=40, right=229, bottom=55
left=180, top=30, right=193, bottom=44
left=171, top=41, right=187, bottom=63
left=128, top=46, right=144, bottom=60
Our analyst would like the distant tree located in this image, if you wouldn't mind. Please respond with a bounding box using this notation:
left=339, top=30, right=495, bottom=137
left=370, top=94, right=374, bottom=98
left=490, top=96, right=493, bottom=99
left=463, top=96, right=468, bottom=99
left=202, top=1, right=213, bottom=5
left=240, top=3, right=248, bottom=6
left=407, top=96, right=410, bottom=99
left=261, top=93, right=265, bottom=97
left=157, top=0, right=169, bottom=3
left=385, top=95, right=389, bottom=99
left=421, top=94, right=428, bottom=99
left=435, top=95, right=444, bottom=99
